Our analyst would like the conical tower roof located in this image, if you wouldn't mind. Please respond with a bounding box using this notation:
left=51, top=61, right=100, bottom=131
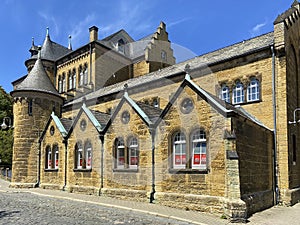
left=13, top=54, right=60, bottom=96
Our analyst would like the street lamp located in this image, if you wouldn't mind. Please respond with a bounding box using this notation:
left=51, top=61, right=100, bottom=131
left=1, top=117, right=11, bottom=130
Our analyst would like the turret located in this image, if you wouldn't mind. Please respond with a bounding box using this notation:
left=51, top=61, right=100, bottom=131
left=10, top=50, right=64, bottom=187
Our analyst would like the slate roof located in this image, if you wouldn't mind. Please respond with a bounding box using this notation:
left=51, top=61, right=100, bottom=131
left=31, top=34, right=71, bottom=61
left=13, top=58, right=60, bottom=96
left=90, top=110, right=111, bottom=127
left=136, top=102, right=162, bottom=123
left=64, top=32, right=274, bottom=107
left=60, top=118, right=73, bottom=132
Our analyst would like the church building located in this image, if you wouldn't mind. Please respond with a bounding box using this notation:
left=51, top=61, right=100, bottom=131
left=9, top=1, right=300, bottom=221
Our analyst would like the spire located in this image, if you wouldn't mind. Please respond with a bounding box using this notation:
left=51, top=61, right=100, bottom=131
left=31, top=37, right=35, bottom=47
left=68, top=35, right=72, bottom=50
left=46, top=27, right=50, bottom=37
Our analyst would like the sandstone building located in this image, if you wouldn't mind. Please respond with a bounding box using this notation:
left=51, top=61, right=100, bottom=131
left=9, top=1, right=300, bottom=221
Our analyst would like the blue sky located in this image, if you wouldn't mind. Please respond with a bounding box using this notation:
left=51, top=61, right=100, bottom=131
left=0, top=0, right=293, bottom=93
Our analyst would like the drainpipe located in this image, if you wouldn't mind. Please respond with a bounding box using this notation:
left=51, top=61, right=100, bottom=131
left=63, top=139, right=68, bottom=191
left=149, top=126, right=156, bottom=203
left=99, top=134, right=105, bottom=194
left=271, top=45, right=279, bottom=204
left=89, top=43, right=93, bottom=91
left=35, top=139, right=41, bottom=188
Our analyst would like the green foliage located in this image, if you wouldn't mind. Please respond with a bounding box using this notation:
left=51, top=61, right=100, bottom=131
left=0, top=86, right=13, bottom=166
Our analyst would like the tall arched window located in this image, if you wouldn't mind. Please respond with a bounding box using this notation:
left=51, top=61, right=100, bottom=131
left=79, top=66, right=83, bottom=86
left=75, top=142, right=83, bottom=169
left=58, top=75, right=62, bottom=93
left=72, top=69, right=76, bottom=89
left=85, top=141, right=92, bottom=169
left=173, top=132, right=186, bottom=169
left=247, top=78, right=260, bottom=102
left=128, top=137, right=139, bottom=169
left=83, top=64, right=88, bottom=85
left=116, top=138, right=125, bottom=169
left=220, top=84, right=230, bottom=103
left=68, top=70, right=72, bottom=91
left=62, top=73, right=66, bottom=92
left=46, top=146, right=52, bottom=169
left=233, top=81, right=244, bottom=104
left=53, top=144, right=59, bottom=169
left=191, top=129, right=207, bottom=169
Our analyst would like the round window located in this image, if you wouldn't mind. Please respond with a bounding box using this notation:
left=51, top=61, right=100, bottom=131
left=121, top=111, right=130, bottom=124
left=50, top=126, right=55, bottom=136
left=80, top=119, right=87, bottom=131
left=180, top=98, right=194, bottom=114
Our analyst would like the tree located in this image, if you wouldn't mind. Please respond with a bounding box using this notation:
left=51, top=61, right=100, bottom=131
left=0, top=86, right=13, bottom=166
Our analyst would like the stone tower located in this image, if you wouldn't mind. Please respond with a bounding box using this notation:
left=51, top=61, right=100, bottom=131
left=10, top=51, right=63, bottom=187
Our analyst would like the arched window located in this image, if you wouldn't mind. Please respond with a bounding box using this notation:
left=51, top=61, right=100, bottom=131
left=118, top=39, right=125, bottom=53
left=62, top=73, right=66, bottom=92
left=173, top=132, right=186, bottom=169
left=53, top=144, right=59, bottom=169
left=116, top=138, right=125, bottom=169
left=45, top=146, right=52, bottom=169
left=75, top=142, right=83, bottom=169
left=72, top=69, right=76, bottom=89
left=83, top=64, right=88, bottom=85
left=191, top=129, right=206, bottom=169
left=68, top=70, right=72, bottom=90
left=58, top=75, right=62, bottom=93
left=128, top=137, right=139, bottom=169
left=79, top=66, right=83, bottom=86
left=247, top=78, right=260, bottom=102
left=85, top=141, right=92, bottom=169
left=220, top=84, right=230, bottom=103
left=233, top=81, right=244, bottom=104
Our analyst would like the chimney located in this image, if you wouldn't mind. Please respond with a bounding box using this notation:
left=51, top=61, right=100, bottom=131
left=89, top=26, right=98, bottom=42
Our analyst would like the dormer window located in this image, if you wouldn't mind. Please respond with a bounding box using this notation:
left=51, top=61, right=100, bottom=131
left=118, top=39, right=125, bottom=54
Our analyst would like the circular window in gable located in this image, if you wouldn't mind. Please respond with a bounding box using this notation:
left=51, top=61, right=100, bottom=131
left=50, top=126, right=55, bottom=136
left=180, top=98, right=194, bottom=114
left=80, top=119, right=87, bottom=131
left=121, top=110, right=130, bottom=124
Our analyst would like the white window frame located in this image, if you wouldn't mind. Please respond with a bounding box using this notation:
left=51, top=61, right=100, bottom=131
left=85, top=143, right=92, bottom=169
left=116, top=139, right=125, bottom=169
left=77, top=144, right=83, bottom=169
left=54, top=146, right=59, bottom=169
left=47, top=147, right=52, bottom=169
left=68, top=72, right=73, bottom=90
left=247, top=78, right=260, bottom=102
left=72, top=69, right=77, bottom=89
left=233, top=81, right=244, bottom=104
left=128, top=137, right=138, bottom=169
left=191, top=130, right=207, bottom=170
left=220, top=85, right=230, bottom=103
left=83, top=65, right=88, bottom=85
left=79, top=67, right=83, bottom=86
left=173, top=132, right=186, bottom=169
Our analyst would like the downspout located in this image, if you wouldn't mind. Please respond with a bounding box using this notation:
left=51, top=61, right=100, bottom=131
left=34, top=139, right=41, bottom=188
left=63, top=139, right=68, bottom=191
left=99, top=134, right=105, bottom=195
left=89, top=43, right=94, bottom=91
left=149, top=126, right=156, bottom=203
left=271, top=45, right=279, bottom=204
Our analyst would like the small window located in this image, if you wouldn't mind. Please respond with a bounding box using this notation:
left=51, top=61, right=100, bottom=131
left=75, top=142, right=83, bottom=169
left=68, top=71, right=73, bottom=91
left=28, top=99, right=33, bottom=116
left=180, top=98, right=194, bottom=114
left=220, top=84, right=230, bottom=103
left=62, top=73, right=66, bottom=92
left=233, top=81, right=244, bottom=104
left=85, top=142, right=92, bottom=169
left=191, top=130, right=207, bottom=169
left=121, top=111, right=130, bottom=124
left=79, top=66, right=83, bottom=86
left=247, top=78, right=260, bottom=102
left=72, top=69, right=77, bottom=89
left=46, top=146, right=52, bottom=169
left=45, top=145, right=59, bottom=170
left=80, top=119, right=87, bottom=131
left=50, top=126, right=55, bottom=136
left=53, top=145, right=59, bottom=169
left=118, top=39, right=125, bottom=53
left=83, top=64, right=88, bottom=85
left=58, top=75, right=63, bottom=93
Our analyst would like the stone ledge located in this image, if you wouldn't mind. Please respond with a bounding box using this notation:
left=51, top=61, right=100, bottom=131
left=9, top=182, right=36, bottom=189
left=100, top=188, right=148, bottom=201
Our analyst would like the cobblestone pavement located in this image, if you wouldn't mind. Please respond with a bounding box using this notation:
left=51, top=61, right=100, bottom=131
left=2, top=178, right=300, bottom=225
left=0, top=191, right=196, bottom=225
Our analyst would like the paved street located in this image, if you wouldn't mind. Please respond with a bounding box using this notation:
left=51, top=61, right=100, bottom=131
left=1, top=178, right=300, bottom=225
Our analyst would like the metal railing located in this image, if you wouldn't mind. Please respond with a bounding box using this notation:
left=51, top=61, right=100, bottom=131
left=0, top=167, right=11, bottom=181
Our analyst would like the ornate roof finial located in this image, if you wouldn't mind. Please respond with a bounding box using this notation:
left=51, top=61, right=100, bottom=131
left=31, top=37, right=35, bottom=46
left=37, top=45, right=42, bottom=59
left=68, top=35, right=72, bottom=50
left=124, top=83, right=128, bottom=93
left=292, top=0, right=299, bottom=7
left=46, top=27, right=49, bottom=37
left=184, top=64, right=191, bottom=74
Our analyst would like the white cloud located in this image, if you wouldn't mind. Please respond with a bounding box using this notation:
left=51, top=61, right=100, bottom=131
left=168, top=17, right=192, bottom=28
left=250, top=20, right=267, bottom=37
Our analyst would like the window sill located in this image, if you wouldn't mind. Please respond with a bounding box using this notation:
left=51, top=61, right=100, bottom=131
left=233, top=99, right=261, bottom=106
left=169, top=168, right=209, bottom=174
left=73, top=168, right=92, bottom=172
left=113, top=168, right=138, bottom=173
left=44, top=169, right=59, bottom=172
